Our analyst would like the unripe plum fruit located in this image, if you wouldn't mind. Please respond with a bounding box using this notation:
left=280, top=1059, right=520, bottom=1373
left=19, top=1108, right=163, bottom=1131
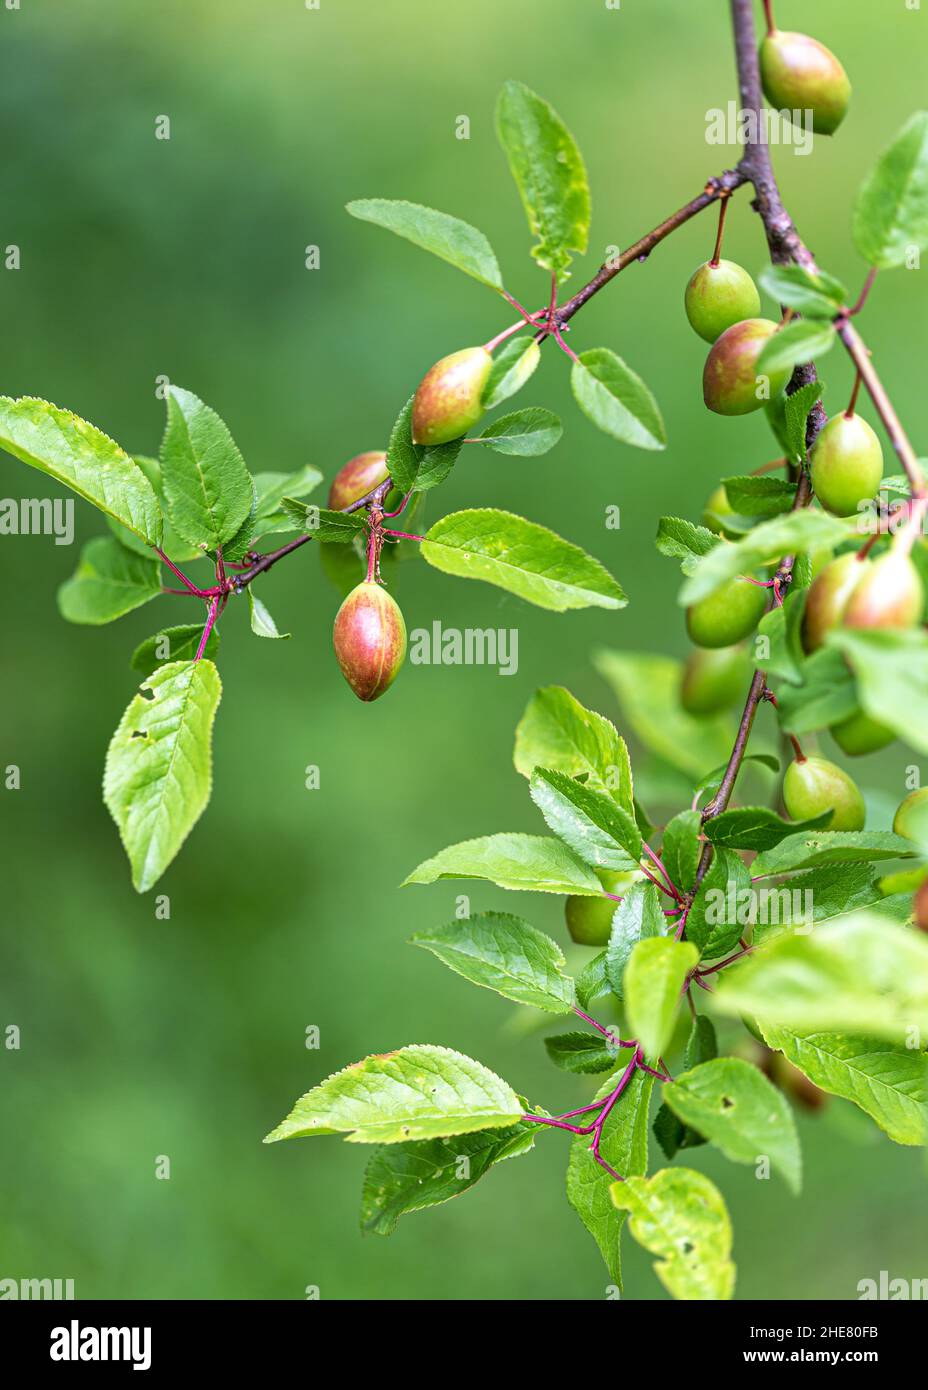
left=327, top=451, right=389, bottom=510
left=830, top=710, right=895, bottom=757
left=565, top=869, right=637, bottom=947
left=893, top=787, right=928, bottom=843
left=760, top=29, right=851, bottom=136
left=842, top=549, right=925, bottom=631
left=680, top=645, right=751, bottom=715
left=684, top=260, right=761, bottom=343
left=701, top=483, right=740, bottom=539
left=810, top=415, right=883, bottom=518
left=801, top=551, right=868, bottom=653
left=703, top=319, right=791, bottom=416
left=686, top=577, right=768, bottom=649
left=783, top=755, right=865, bottom=831
left=332, top=581, right=407, bottom=702
left=411, top=346, right=492, bottom=446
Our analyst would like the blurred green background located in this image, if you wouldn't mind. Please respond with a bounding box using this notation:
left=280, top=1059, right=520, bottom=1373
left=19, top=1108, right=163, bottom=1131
left=1, top=0, right=926, bottom=1300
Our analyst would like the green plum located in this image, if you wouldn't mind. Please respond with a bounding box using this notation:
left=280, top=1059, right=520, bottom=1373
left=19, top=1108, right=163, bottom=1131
left=703, top=318, right=791, bottom=416
left=760, top=28, right=851, bottom=136
left=830, top=710, right=895, bottom=757
left=564, top=869, right=638, bottom=947
left=810, top=414, right=883, bottom=518
left=411, top=346, right=492, bottom=446
left=327, top=451, right=389, bottom=510
left=893, top=787, right=928, bottom=844
left=783, top=755, right=866, bottom=831
left=685, top=259, right=761, bottom=343
left=843, top=549, right=925, bottom=631
left=686, top=577, right=768, bottom=648
left=680, top=645, right=751, bottom=715
left=332, top=581, right=407, bottom=702
left=801, top=551, right=868, bottom=653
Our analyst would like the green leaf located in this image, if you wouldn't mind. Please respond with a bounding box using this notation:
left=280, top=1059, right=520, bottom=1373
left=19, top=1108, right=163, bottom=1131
left=661, top=811, right=702, bottom=895
left=576, top=951, right=611, bottom=1010
left=544, top=1032, right=622, bottom=1074
left=360, top=1119, right=537, bottom=1236
left=103, top=659, right=222, bottom=893
left=624, top=938, right=698, bottom=1060
left=680, top=511, right=852, bottom=605
left=705, top=805, right=831, bottom=852
left=605, top=882, right=670, bottom=998
left=496, top=79, right=590, bottom=283
left=713, top=912, right=928, bottom=1043
left=130, top=624, right=219, bottom=677
left=345, top=198, right=503, bottom=289
left=611, top=1168, right=736, bottom=1301
left=775, top=646, right=858, bottom=733
left=107, top=454, right=199, bottom=562
left=828, top=627, right=928, bottom=754
left=783, top=380, right=826, bottom=464
left=751, top=862, right=891, bottom=947
left=685, top=1015, right=718, bottom=1070
left=758, top=263, right=847, bottom=318
left=653, top=1102, right=706, bottom=1161
left=421, top=508, right=626, bottom=612
left=247, top=589, right=290, bottom=639
left=472, top=407, right=562, bottom=457
left=530, top=767, right=641, bottom=872
left=0, top=395, right=162, bottom=546
left=57, top=537, right=161, bottom=625
left=721, top=474, right=796, bottom=518
left=264, top=1044, right=523, bottom=1145
left=404, top=832, right=602, bottom=895
left=409, top=911, right=575, bottom=1013
left=160, top=386, right=253, bottom=550
left=571, top=349, right=667, bottom=451
left=757, top=319, right=837, bottom=377
left=761, top=1023, right=928, bottom=1146
left=853, top=112, right=928, bottom=269
left=513, top=686, right=634, bottom=811
left=384, top=394, right=464, bottom=494
left=685, top=848, right=751, bottom=960
left=483, top=337, right=541, bottom=409
left=594, top=650, right=734, bottom=779
left=663, top=1058, right=801, bottom=1193
left=752, top=830, right=916, bottom=877
left=655, top=517, right=719, bottom=575
left=224, top=464, right=324, bottom=558
left=566, top=1063, right=653, bottom=1287
left=278, top=499, right=368, bottom=543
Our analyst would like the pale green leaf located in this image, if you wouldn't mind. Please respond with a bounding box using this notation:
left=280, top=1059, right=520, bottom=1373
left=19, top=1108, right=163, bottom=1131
left=828, top=627, right=928, bottom=755
left=756, top=319, right=837, bottom=377
left=483, top=337, right=541, bottom=409
left=854, top=112, right=928, bottom=269
left=472, top=407, right=562, bottom=457
left=571, top=349, right=667, bottom=451
left=758, top=264, right=847, bottom=318
left=663, top=1058, right=801, bottom=1193
left=529, top=767, right=641, bottom=872
left=761, top=1023, right=928, bottom=1146
left=514, top=686, right=633, bottom=811
left=0, top=395, right=162, bottom=546
left=421, top=508, right=626, bottom=612
left=264, top=1044, right=523, bottom=1144
left=611, top=1168, right=736, bottom=1301
left=57, top=536, right=161, bottom=625
left=680, top=511, right=851, bottom=605
left=624, top=937, right=698, bottom=1060
left=606, top=882, right=670, bottom=998
left=752, top=830, right=915, bottom=877
left=160, top=386, right=253, bottom=551
left=248, top=589, right=290, bottom=639
left=409, top=911, right=575, bottom=1013
left=346, top=198, right=503, bottom=290
left=103, top=659, right=222, bottom=893
left=496, top=79, right=590, bottom=282
left=403, top=832, right=602, bottom=895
